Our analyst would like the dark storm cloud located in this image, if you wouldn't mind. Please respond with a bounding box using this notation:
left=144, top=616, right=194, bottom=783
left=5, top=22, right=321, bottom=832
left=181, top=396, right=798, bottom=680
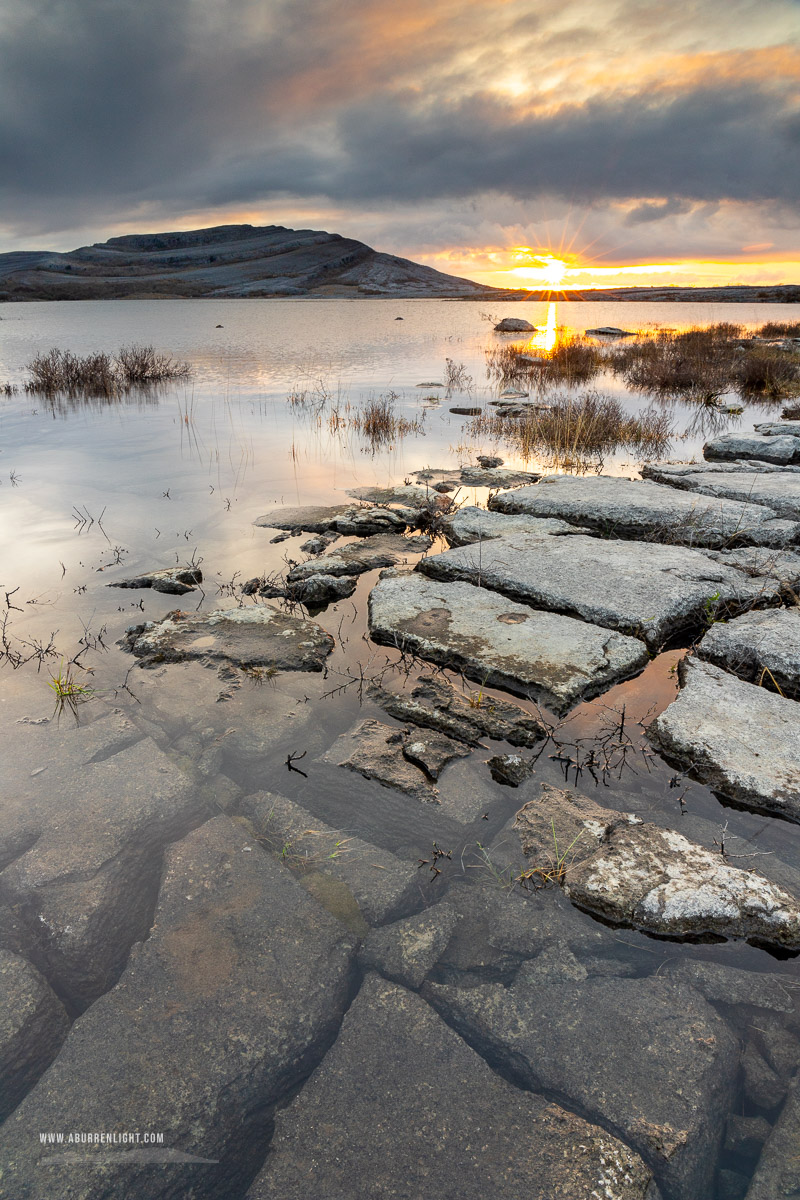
left=0, top=0, right=798, bottom=244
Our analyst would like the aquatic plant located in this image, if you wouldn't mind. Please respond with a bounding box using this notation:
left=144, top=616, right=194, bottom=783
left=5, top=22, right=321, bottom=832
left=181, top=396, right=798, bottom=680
left=517, top=820, right=585, bottom=891
left=48, top=659, right=94, bottom=721
left=25, top=345, right=191, bottom=397
left=444, top=358, right=473, bottom=391
left=486, top=334, right=602, bottom=388
left=349, top=394, right=425, bottom=450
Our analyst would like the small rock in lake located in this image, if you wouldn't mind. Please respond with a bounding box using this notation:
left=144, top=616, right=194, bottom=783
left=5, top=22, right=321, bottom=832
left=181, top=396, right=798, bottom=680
left=108, top=566, right=201, bottom=595
left=494, top=317, right=534, bottom=332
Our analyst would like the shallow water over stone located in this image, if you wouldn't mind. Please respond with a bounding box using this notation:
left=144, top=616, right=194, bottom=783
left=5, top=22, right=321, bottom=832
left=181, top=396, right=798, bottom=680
left=2, top=297, right=800, bottom=1199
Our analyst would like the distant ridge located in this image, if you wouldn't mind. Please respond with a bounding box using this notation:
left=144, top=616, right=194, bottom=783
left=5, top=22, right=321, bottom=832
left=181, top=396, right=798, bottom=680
left=0, top=224, right=512, bottom=300
left=0, top=225, right=797, bottom=302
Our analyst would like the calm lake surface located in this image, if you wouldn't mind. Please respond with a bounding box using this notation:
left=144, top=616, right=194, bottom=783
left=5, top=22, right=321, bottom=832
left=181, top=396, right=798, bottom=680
left=2, top=297, right=800, bottom=1198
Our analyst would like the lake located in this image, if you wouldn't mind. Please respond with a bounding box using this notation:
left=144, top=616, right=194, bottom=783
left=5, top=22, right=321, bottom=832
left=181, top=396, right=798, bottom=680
left=1, top=297, right=800, bottom=1199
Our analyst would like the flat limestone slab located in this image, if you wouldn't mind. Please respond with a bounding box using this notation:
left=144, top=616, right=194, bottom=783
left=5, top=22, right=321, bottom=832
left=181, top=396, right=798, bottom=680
left=121, top=606, right=335, bottom=670
left=704, top=426, right=800, bottom=465
left=642, top=460, right=800, bottom=519
left=287, top=532, right=430, bottom=580
left=368, top=673, right=545, bottom=747
left=254, top=504, right=407, bottom=535
left=698, top=607, right=800, bottom=696
left=648, top=657, right=800, bottom=821
left=487, top=473, right=800, bottom=546
left=441, top=504, right=586, bottom=546
left=425, top=970, right=736, bottom=1200
left=0, top=817, right=358, bottom=1200
left=418, top=532, right=783, bottom=649
left=368, top=571, right=649, bottom=711
left=247, top=976, right=657, bottom=1200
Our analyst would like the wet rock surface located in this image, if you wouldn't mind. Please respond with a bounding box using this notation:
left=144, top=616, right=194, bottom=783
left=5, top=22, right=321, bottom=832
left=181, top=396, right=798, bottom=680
left=411, top=464, right=541, bottom=488
left=0, top=951, right=69, bottom=1121
left=369, top=570, right=649, bottom=708
left=745, top=1076, right=800, bottom=1199
left=440, top=503, right=586, bottom=546
left=254, top=504, right=407, bottom=535
left=368, top=672, right=545, bottom=747
left=107, top=566, right=202, bottom=594
left=643, top=461, right=800, bottom=520
left=661, top=960, right=796, bottom=1017
left=425, top=970, right=737, bottom=1200
left=648, top=657, right=800, bottom=821
left=239, top=791, right=421, bottom=925
left=0, top=816, right=358, bottom=1200
left=358, top=904, right=460, bottom=988
left=419, top=531, right=781, bottom=649
left=488, top=473, right=800, bottom=546
left=283, top=572, right=357, bottom=606
left=287, top=532, right=431, bottom=579
left=247, top=975, right=658, bottom=1200
left=325, top=718, right=441, bottom=802
left=121, top=605, right=335, bottom=671
left=697, top=606, right=800, bottom=696
left=704, top=426, right=800, bottom=465
left=494, top=316, right=534, bottom=331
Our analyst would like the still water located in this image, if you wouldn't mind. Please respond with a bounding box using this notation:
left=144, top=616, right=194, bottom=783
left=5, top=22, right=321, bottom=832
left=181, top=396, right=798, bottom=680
left=2, top=298, right=800, bottom=1198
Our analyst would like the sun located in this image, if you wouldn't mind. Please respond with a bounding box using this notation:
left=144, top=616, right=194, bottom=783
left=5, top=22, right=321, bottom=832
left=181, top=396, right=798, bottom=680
left=540, top=255, right=568, bottom=288
left=508, top=249, right=572, bottom=289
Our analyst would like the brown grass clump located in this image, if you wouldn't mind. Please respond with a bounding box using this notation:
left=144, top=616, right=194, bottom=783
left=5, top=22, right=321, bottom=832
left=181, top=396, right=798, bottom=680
left=757, top=321, right=800, bottom=339
left=25, top=345, right=191, bottom=397
left=347, top=394, right=425, bottom=450
left=486, top=333, right=602, bottom=388
left=468, top=392, right=672, bottom=471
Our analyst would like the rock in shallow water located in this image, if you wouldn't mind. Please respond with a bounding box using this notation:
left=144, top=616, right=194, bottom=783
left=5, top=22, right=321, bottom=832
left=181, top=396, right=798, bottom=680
left=0, top=816, right=358, bottom=1200
left=287, top=532, right=431, bottom=580
left=368, top=570, right=649, bottom=710
left=121, top=605, right=335, bottom=671
left=648, top=657, right=800, bottom=821
left=247, top=975, right=658, bottom=1200
left=440, top=503, right=586, bottom=546
left=107, top=566, right=202, bottom=594
left=745, top=1076, right=800, bottom=1199
left=697, top=606, right=800, bottom=697
left=0, top=951, right=69, bottom=1121
left=642, top=460, right=800, bottom=520
left=418, top=532, right=781, bottom=650
left=424, top=970, right=735, bottom=1200
left=254, top=504, right=408, bottom=535
left=488, top=473, right=800, bottom=546
left=704, top=425, right=800, bottom=466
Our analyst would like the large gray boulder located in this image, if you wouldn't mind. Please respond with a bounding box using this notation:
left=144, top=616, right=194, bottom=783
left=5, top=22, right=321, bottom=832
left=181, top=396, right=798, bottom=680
left=418, top=532, right=784, bottom=649
left=0, top=816, right=358, bottom=1200
left=121, top=606, right=335, bottom=670
left=247, top=976, right=658, bottom=1200
left=425, top=971, right=737, bottom=1200
left=698, top=606, right=800, bottom=697
left=0, top=952, right=69, bottom=1121
left=642, top=460, right=800, bottom=520
left=368, top=570, right=648, bottom=709
left=487, top=473, right=800, bottom=546
left=648, top=657, right=800, bottom=821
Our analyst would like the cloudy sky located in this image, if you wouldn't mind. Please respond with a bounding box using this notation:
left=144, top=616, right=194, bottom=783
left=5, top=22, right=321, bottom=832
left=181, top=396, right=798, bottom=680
left=1, top=0, right=799, bottom=287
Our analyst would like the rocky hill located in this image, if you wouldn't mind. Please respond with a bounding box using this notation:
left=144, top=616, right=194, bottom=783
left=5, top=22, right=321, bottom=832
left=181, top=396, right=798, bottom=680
left=0, top=224, right=513, bottom=301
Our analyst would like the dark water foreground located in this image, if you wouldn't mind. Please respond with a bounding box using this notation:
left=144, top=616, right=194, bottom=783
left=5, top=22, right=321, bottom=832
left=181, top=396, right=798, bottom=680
left=1, top=299, right=800, bottom=1200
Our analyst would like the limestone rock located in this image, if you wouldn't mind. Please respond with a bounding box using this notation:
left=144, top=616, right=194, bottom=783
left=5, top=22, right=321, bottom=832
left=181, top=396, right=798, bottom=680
left=0, top=816, right=358, bottom=1200
left=359, top=904, right=460, bottom=988
left=425, top=971, right=736, bottom=1200
left=369, top=570, right=648, bottom=710
left=487, top=473, right=800, bottom=546
left=239, top=791, right=421, bottom=925
left=494, top=317, right=534, bottom=331
left=107, top=566, right=202, bottom=594
left=698, top=606, right=800, bottom=697
left=704, top=428, right=800, bottom=465
left=400, top=729, right=469, bottom=779
left=287, top=532, right=431, bottom=580
left=247, top=975, right=657, bottom=1200
left=121, top=606, right=335, bottom=671
left=324, top=718, right=439, bottom=803
left=284, top=572, right=357, bottom=606
left=0, top=952, right=69, bottom=1121
left=440, top=504, right=586, bottom=546
left=642, top=460, right=800, bottom=520
left=648, top=657, right=800, bottom=821
left=419, top=532, right=781, bottom=650
left=368, top=673, right=545, bottom=747
left=254, top=504, right=407, bottom=535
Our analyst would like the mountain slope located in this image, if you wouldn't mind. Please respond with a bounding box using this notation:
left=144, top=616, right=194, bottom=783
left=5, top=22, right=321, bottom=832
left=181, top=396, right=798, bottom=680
left=0, top=224, right=513, bottom=300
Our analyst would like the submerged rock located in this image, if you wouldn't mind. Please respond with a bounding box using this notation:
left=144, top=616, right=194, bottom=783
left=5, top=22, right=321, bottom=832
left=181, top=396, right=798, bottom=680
left=368, top=570, right=649, bottom=710
left=704, top=426, right=800, bottom=466
left=240, top=791, right=420, bottom=926
left=648, top=657, right=800, bottom=821
left=0, top=951, right=69, bottom=1121
left=284, top=572, right=357, bottom=606
left=298, top=530, right=339, bottom=554
left=368, top=673, right=545, bottom=747
left=359, top=905, right=460, bottom=989
left=488, top=473, right=800, bottom=547
left=107, top=566, right=202, bottom=595
left=487, top=753, right=537, bottom=787
left=121, top=606, right=335, bottom=671
left=254, top=504, right=407, bottom=535
left=642, top=461, right=800, bottom=520
left=441, top=504, right=585, bottom=546
left=325, top=718, right=440, bottom=803
left=401, top=728, right=470, bottom=780
left=247, top=976, right=657, bottom=1200
left=697, top=606, right=800, bottom=697
left=0, top=817, right=359, bottom=1200
left=585, top=326, right=635, bottom=337
left=425, top=970, right=736, bottom=1200
left=419, top=531, right=782, bottom=650
left=287, top=532, right=431, bottom=580
left=745, top=1076, right=800, bottom=1199
left=494, top=317, right=534, bottom=331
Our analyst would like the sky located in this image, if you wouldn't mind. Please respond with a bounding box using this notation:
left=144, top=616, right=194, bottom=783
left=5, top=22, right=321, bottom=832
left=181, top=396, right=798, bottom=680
left=1, top=0, right=799, bottom=289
